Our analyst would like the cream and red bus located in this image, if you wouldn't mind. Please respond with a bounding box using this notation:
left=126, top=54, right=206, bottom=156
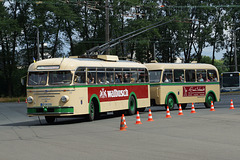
left=26, top=55, right=150, bottom=123
left=144, top=62, right=220, bottom=110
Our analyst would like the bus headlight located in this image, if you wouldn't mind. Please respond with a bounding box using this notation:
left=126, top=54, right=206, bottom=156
left=27, top=96, right=33, bottom=103
left=61, top=95, right=69, bottom=103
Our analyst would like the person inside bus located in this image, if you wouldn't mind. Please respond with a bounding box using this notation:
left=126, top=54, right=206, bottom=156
left=213, top=75, right=217, bottom=81
left=198, top=74, right=204, bottom=82
left=179, top=76, right=183, bottom=82
left=115, top=74, right=121, bottom=83
left=123, top=74, right=129, bottom=82
left=167, top=75, right=172, bottom=82
left=163, top=75, right=169, bottom=82
left=90, top=77, right=95, bottom=83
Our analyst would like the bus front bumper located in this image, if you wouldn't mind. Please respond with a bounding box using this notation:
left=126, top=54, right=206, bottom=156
left=27, top=106, right=74, bottom=115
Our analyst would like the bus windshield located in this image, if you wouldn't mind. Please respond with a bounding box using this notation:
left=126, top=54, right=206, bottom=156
left=223, top=73, right=239, bottom=87
left=49, top=71, right=72, bottom=85
left=28, top=72, right=47, bottom=85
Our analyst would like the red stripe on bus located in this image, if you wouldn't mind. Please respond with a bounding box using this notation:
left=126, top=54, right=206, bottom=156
left=88, top=85, right=148, bottom=102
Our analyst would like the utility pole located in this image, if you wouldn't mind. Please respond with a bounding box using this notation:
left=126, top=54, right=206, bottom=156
left=105, top=0, right=109, bottom=54
left=234, top=28, right=240, bottom=71
left=37, top=27, right=40, bottom=61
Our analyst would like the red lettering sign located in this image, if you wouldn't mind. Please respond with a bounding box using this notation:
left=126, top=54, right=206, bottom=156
left=88, top=85, right=148, bottom=102
left=183, top=86, right=206, bottom=97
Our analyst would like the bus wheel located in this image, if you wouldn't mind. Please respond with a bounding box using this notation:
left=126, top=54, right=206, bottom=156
left=204, top=93, right=214, bottom=108
left=128, top=96, right=136, bottom=115
left=166, top=95, right=175, bottom=110
left=45, top=116, right=56, bottom=124
left=88, top=100, right=95, bottom=121
left=178, top=103, right=187, bottom=110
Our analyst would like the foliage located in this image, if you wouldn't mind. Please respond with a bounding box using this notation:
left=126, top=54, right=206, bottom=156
left=0, top=0, right=240, bottom=97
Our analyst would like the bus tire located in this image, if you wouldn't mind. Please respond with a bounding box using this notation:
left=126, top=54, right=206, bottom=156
left=88, top=100, right=96, bottom=121
left=128, top=96, right=136, bottom=115
left=204, top=93, right=214, bottom=108
left=45, top=116, right=56, bottom=124
left=165, top=95, right=175, bottom=110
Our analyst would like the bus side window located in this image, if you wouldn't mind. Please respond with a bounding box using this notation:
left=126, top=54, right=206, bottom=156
left=87, top=68, right=96, bottom=84
left=197, top=70, right=206, bottom=82
left=207, top=70, right=218, bottom=81
left=185, top=70, right=196, bottom=82
left=138, top=69, right=145, bottom=82
left=130, top=68, right=138, bottom=83
left=174, top=69, right=184, bottom=82
left=106, top=68, right=114, bottom=83
left=162, top=70, right=172, bottom=82
left=74, top=68, right=86, bottom=84
left=123, top=68, right=130, bottom=83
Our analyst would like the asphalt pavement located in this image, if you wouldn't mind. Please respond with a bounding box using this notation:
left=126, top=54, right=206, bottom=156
left=0, top=94, right=240, bottom=160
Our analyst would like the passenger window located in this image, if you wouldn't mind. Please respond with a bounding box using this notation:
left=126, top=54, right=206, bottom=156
left=97, top=68, right=105, bottom=84
left=106, top=68, right=114, bottom=83
left=174, top=69, right=184, bottom=82
left=149, top=70, right=161, bottom=83
left=123, top=68, right=130, bottom=83
left=185, top=70, right=196, bottom=82
left=197, top=70, right=206, bottom=82
left=130, top=68, right=138, bottom=83
left=74, top=68, right=86, bottom=84
left=207, top=70, right=218, bottom=82
left=115, top=68, right=122, bottom=83
left=162, top=70, right=172, bottom=83
left=87, top=68, right=96, bottom=84
left=138, top=69, right=145, bottom=82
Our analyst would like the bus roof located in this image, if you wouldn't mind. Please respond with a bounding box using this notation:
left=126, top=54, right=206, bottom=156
left=144, top=63, right=218, bottom=71
left=28, top=57, right=146, bottom=71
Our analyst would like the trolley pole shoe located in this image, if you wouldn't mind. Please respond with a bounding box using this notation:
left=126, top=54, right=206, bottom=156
left=190, top=103, right=196, bottom=113
left=229, top=99, right=235, bottom=110
left=210, top=101, right=215, bottom=111
left=165, top=106, right=172, bottom=118
left=120, top=115, right=126, bottom=131
left=122, top=114, right=128, bottom=128
left=135, top=111, right=142, bottom=124
left=178, top=104, right=184, bottom=115
left=147, top=109, right=154, bottom=121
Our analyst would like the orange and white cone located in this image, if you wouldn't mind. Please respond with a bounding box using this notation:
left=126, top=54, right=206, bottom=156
left=18, top=98, right=20, bottom=103
left=165, top=106, right=172, bottom=118
left=190, top=103, right=196, bottom=113
left=210, top=101, right=215, bottom=111
left=147, top=109, right=154, bottom=121
left=25, top=98, right=27, bottom=103
left=135, top=111, right=142, bottom=124
left=120, top=115, right=126, bottom=131
left=122, top=114, right=128, bottom=128
left=178, top=104, right=184, bottom=115
left=229, top=99, right=235, bottom=110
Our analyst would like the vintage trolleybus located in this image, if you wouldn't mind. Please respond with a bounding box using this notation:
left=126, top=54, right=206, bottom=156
left=145, top=62, right=220, bottom=110
left=26, top=55, right=150, bottom=123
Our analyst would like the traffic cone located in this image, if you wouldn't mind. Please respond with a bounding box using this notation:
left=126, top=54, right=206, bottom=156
left=210, top=101, right=215, bottom=111
left=178, top=104, right=184, bottom=115
left=190, top=103, right=196, bottom=113
left=165, top=106, right=172, bottom=118
left=147, top=109, right=154, bottom=121
left=25, top=98, right=27, bottom=103
left=122, top=114, right=128, bottom=128
left=18, top=98, right=20, bottom=103
left=120, top=115, right=126, bottom=131
left=229, top=99, right=235, bottom=110
left=135, top=111, right=142, bottom=124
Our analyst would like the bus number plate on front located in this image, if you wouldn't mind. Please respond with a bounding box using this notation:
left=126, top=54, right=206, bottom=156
left=41, top=103, right=52, bottom=107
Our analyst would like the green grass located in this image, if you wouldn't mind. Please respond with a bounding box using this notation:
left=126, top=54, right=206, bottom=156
left=0, top=97, right=26, bottom=103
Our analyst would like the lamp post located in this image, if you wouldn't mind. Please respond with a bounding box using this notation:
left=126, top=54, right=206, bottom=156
left=234, top=27, right=240, bottom=71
